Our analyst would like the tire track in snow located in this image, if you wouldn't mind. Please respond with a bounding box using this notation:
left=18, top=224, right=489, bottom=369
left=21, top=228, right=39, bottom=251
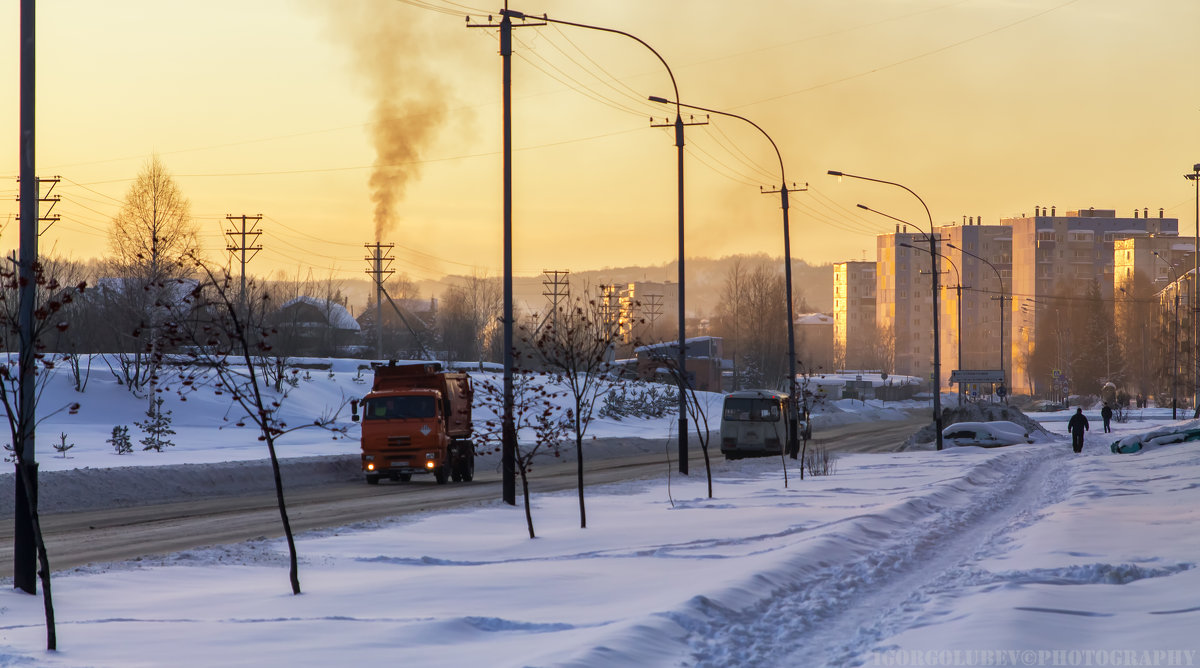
left=672, top=447, right=1071, bottom=667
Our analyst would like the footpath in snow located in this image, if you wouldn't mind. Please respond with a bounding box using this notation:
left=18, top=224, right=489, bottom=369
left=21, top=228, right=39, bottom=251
left=3, top=418, right=1199, bottom=667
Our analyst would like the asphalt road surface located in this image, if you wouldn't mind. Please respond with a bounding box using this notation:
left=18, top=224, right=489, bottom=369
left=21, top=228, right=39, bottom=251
left=0, top=417, right=926, bottom=573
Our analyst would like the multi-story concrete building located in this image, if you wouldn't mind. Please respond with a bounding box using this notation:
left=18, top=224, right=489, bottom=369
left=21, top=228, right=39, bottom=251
left=1156, top=269, right=1197, bottom=410
left=876, top=227, right=936, bottom=381
left=1113, top=235, right=1195, bottom=294
left=938, top=221, right=1012, bottom=389
left=1008, top=206, right=1178, bottom=395
left=832, top=261, right=876, bottom=370
left=599, top=281, right=679, bottom=344
left=1111, top=236, right=1195, bottom=397
left=794, top=312, right=835, bottom=373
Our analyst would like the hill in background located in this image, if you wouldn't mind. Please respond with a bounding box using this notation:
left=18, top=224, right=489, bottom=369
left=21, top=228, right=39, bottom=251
left=343, top=255, right=833, bottom=318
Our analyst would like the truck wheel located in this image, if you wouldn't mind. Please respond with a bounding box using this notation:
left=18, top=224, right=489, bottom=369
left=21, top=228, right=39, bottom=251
left=461, top=453, right=475, bottom=482
left=434, top=466, right=448, bottom=485
left=366, top=474, right=380, bottom=485
left=450, top=463, right=463, bottom=483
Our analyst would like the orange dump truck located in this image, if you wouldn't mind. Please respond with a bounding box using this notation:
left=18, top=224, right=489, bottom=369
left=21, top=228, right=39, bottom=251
left=351, top=362, right=475, bottom=485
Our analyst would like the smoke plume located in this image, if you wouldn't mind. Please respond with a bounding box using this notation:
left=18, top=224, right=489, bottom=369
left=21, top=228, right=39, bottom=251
left=321, top=1, right=449, bottom=242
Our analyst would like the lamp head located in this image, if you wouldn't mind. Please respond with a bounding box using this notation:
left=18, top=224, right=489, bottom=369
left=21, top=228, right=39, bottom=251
left=856, top=203, right=869, bottom=211
left=827, top=170, right=843, bottom=176
left=648, top=95, right=671, bottom=104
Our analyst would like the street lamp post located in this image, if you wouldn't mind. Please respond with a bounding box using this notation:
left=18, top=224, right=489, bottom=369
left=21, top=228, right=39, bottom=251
left=836, top=172, right=944, bottom=451
left=947, top=242, right=1007, bottom=398
left=649, top=96, right=803, bottom=460
left=1155, top=251, right=1181, bottom=419
left=508, top=10, right=693, bottom=474
left=1188, top=163, right=1200, bottom=419
left=482, top=8, right=693, bottom=476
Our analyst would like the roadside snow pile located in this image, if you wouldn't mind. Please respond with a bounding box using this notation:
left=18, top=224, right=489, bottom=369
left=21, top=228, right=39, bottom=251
left=812, top=398, right=915, bottom=428
left=1109, top=419, right=1200, bottom=454
left=903, top=402, right=1053, bottom=450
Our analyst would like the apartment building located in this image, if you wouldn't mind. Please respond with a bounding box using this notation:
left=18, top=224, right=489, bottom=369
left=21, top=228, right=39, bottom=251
left=876, top=227, right=936, bottom=381
left=1008, top=206, right=1178, bottom=394
left=937, top=221, right=1012, bottom=389
left=832, top=261, right=877, bottom=370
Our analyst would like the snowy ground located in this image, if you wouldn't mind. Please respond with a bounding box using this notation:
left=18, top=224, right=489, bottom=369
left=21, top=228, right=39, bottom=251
left=2, top=360, right=1198, bottom=666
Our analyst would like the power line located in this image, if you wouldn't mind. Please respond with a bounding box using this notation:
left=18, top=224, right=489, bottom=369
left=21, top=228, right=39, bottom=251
left=735, top=0, right=1084, bottom=110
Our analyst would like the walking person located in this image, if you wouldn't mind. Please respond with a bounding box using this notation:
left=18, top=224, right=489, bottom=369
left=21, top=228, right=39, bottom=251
left=1068, top=407, right=1089, bottom=453
left=1101, top=404, right=1113, bottom=433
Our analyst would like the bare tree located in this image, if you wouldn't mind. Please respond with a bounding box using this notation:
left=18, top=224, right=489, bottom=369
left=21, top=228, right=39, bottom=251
left=177, top=258, right=349, bottom=595
left=713, top=258, right=747, bottom=390
left=475, top=368, right=571, bottom=538
left=0, top=257, right=87, bottom=650
left=657, top=355, right=715, bottom=498
left=438, top=273, right=501, bottom=367
left=529, top=292, right=623, bottom=529
left=109, top=155, right=200, bottom=281
left=712, top=260, right=789, bottom=389
left=105, top=156, right=201, bottom=400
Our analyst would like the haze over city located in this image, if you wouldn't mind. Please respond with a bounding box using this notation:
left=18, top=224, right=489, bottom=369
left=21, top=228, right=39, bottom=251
left=2, top=0, right=1197, bottom=288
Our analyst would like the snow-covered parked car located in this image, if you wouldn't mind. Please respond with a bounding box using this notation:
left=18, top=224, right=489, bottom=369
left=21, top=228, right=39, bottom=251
left=1110, top=421, right=1200, bottom=454
left=941, top=421, right=1034, bottom=448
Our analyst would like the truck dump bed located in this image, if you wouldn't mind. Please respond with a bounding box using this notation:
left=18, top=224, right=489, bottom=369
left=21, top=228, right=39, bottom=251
left=369, top=363, right=473, bottom=438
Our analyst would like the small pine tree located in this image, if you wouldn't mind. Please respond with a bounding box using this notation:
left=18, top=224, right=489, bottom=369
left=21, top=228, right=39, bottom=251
left=137, top=397, right=176, bottom=452
left=108, top=425, right=133, bottom=455
left=54, top=432, right=75, bottom=459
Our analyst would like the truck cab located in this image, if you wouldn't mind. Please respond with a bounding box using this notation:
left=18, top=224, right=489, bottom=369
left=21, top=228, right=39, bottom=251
left=354, top=362, right=474, bottom=485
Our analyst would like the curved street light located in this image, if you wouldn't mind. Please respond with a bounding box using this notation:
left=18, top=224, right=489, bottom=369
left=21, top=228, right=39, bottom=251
left=1187, top=164, right=1200, bottom=418
left=650, top=96, right=804, bottom=461
left=842, top=182, right=944, bottom=451
left=498, top=9, right=693, bottom=475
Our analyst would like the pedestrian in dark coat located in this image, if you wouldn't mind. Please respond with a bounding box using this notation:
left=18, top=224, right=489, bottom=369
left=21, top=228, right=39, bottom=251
left=1101, top=404, right=1113, bottom=433
left=1068, top=407, right=1089, bottom=453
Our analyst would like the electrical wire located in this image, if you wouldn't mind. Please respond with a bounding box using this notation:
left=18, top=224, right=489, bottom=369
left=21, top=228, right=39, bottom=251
left=735, top=0, right=1084, bottom=110
left=512, top=35, right=652, bottom=119
left=700, top=122, right=780, bottom=184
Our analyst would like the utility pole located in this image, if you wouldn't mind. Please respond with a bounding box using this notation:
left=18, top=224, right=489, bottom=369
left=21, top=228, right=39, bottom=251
left=761, top=181, right=806, bottom=459
left=650, top=111, right=706, bottom=475
left=644, top=293, right=664, bottom=334
left=468, top=6, right=544, bottom=506
left=542, top=269, right=569, bottom=332
left=225, top=214, right=263, bottom=321
left=1188, top=163, right=1200, bottom=419
left=18, top=175, right=60, bottom=236
left=364, top=242, right=395, bottom=360
left=14, top=0, right=38, bottom=597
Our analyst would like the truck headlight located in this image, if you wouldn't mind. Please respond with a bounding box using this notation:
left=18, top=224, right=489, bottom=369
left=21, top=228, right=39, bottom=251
left=425, top=461, right=436, bottom=469
left=367, top=463, right=375, bottom=471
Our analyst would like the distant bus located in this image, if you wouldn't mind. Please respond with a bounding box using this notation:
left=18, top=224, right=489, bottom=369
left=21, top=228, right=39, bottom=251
left=720, top=389, right=796, bottom=459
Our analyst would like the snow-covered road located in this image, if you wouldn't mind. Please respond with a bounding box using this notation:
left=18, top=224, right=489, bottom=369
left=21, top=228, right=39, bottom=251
left=659, top=447, right=1069, bottom=666
left=4, top=435, right=1199, bottom=667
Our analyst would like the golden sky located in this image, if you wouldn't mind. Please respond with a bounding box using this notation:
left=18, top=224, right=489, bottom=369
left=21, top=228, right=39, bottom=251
left=2, top=0, right=1198, bottom=287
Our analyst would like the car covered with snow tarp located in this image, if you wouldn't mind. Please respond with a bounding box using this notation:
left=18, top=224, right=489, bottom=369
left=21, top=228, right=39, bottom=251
left=1110, top=421, right=1200, bottom=454
left=941, top=421, right=1035, bottom=448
